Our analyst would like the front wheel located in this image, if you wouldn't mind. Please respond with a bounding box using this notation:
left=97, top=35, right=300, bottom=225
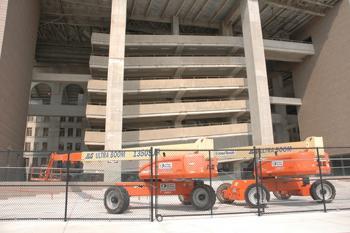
left=244, top=184, right=270, bottom=208
left=310, top=180, right=336, bottom=203
left=191, top=184, right=216, bottom=210
left=104, top=186, right=130, bottom=214
left=216, top=183, right=234, bottom=204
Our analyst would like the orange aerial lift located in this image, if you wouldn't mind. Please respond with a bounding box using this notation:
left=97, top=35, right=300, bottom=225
left=30, top=151, right=219, bottom=213
left=216, top=150, right=336, bottom=207
left=29, top=152, right=103, bottom=182
left=104, top=153, right=218, bottom=214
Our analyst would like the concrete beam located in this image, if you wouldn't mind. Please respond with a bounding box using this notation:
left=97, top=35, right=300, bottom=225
left=88, top=78, right=248, bottom=94
left=84, top=123, right=251, bottom=146
left=92, top=33, right=315, bottom=61
left=270, top=96, right=302, bottom=106
left=90, top=56, right=246, bottom=70
left=86, top=100, right=249, bottom=120
left=32, top=72, right=90, bottom=83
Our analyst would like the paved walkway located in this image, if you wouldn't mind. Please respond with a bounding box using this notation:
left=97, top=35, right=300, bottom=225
left=1, top=211, right=350, bottom=233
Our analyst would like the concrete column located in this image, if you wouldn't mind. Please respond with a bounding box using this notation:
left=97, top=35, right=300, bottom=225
left=241, top=0, right=274, bottom=145
left=47, top=117, right=60, bottom=152
left=104, top=0, right=127, bottom=182
left=172, top=16, right=180, bottom=35
left=105, top=0, right=127, bottom=150
left=220, top=22, right=233, bottom=36
left=50, top=83, right=61, bottom=105
left=271, top=73, right=289, bottom=143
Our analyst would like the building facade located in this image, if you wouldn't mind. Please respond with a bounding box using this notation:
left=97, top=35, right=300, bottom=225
left=1, top=0, right=350, bottom=177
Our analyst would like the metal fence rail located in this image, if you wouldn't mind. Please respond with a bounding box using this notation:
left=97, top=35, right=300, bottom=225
left=0, top=147, right=350, bottom=221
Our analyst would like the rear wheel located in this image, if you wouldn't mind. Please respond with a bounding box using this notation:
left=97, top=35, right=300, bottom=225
left=178, top=195, right=192, bottom=205
left=244, top=184, right=270, bottom=208
left=191, top=184, right=216, bottom=210
left=310, top=180, right=336, bottom=203
left=104, top=186, right=130, bottom=214
left=216, top=183, right=234, bottom=204
left=273, top=191, right=292, bottom=200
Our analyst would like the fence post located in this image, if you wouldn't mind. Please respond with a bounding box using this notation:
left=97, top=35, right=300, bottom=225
left=316, top=148, right=327, bottom=213
left=150, top=147, right=154, bottom=222
left=258, top=148, right=265, bottom=214
left=253, top=147, right=261, bottom=216
left=154, top=148, right=160, bottom=221
left=209, top=150, right=213, bottom=216
left=64, top=152, right=71, bottom=222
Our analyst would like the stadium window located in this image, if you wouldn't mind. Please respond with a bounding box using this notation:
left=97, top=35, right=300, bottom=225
left=76, top=128, right=82, bottom=137
left=42, top=142, right=48, bottom=151
left=26, top=128, right=32, bottom=136
left=35, top=127, right=40, bottom=137
left=24, top=143, right=31, bottom=151
left=68, top=128, right=74, bottom=137
left=43, top=128, right=49, bottom=137
left=59, top=128, right=65, bottom=137
left=67, top=143, right=73, bottom=151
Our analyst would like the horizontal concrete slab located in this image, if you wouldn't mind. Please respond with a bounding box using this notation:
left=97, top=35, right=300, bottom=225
left=92, top=33, right=314, bottom=62
left=32, top=72, right=91, bottom=83
left=84, top=123, right=251, bottom=146
left=270, top=96, right=302, bottom=106
left=86, top=100, right=248, bottom=119
left=87, top=78, right=248, bottom=94
left=90, top=56, right=246, bottom=70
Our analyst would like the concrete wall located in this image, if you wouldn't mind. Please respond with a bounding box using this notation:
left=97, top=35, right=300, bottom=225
left=0, top=0, right=39, bottom=180
left=292, top=0, right=350, bottom=154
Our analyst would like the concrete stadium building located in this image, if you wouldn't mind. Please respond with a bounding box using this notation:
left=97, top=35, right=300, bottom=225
left=1, top=0, right=350, bottom=177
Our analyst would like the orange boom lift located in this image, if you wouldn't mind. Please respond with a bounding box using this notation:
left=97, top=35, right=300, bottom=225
left=216, top=150, right=336, bottom=207
left=104, top=153, right=218, bottom=214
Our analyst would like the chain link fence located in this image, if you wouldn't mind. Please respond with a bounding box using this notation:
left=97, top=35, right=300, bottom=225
left=0, top=147, right=349, bottom=221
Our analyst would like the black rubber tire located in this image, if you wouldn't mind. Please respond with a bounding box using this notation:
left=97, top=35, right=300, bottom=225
left=191, top=184, right=216, bottom=210
left=273, top=191, right=292, bottom=200
left=104, top=186, right=130, bottom=214
left=310, top=180, right=336, bottom=203
left=178, top=195, right=192, bottom=205
left=216, top=183, right=234, bottom=204
left=244, top=184, right=270, bottom=208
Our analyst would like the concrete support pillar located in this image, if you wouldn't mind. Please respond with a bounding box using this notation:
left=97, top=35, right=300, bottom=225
left=105, top=0, right=127, bottom=150
left=241, top=0, right=274, bottom=145
left=172, top=16, right=180, bottom=35
left=220, top=21, right=233, bottom=36
left=47, top=117, right=60, bottom=152
left=104, top=0, right=127, bottom=182
left=174, top=90, right=185, bottom=103
left=175, top=115, right=185, bottom=128
left=50, top=83, right=61, bottom=105
left=271, top=73, right=289, bottom=143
